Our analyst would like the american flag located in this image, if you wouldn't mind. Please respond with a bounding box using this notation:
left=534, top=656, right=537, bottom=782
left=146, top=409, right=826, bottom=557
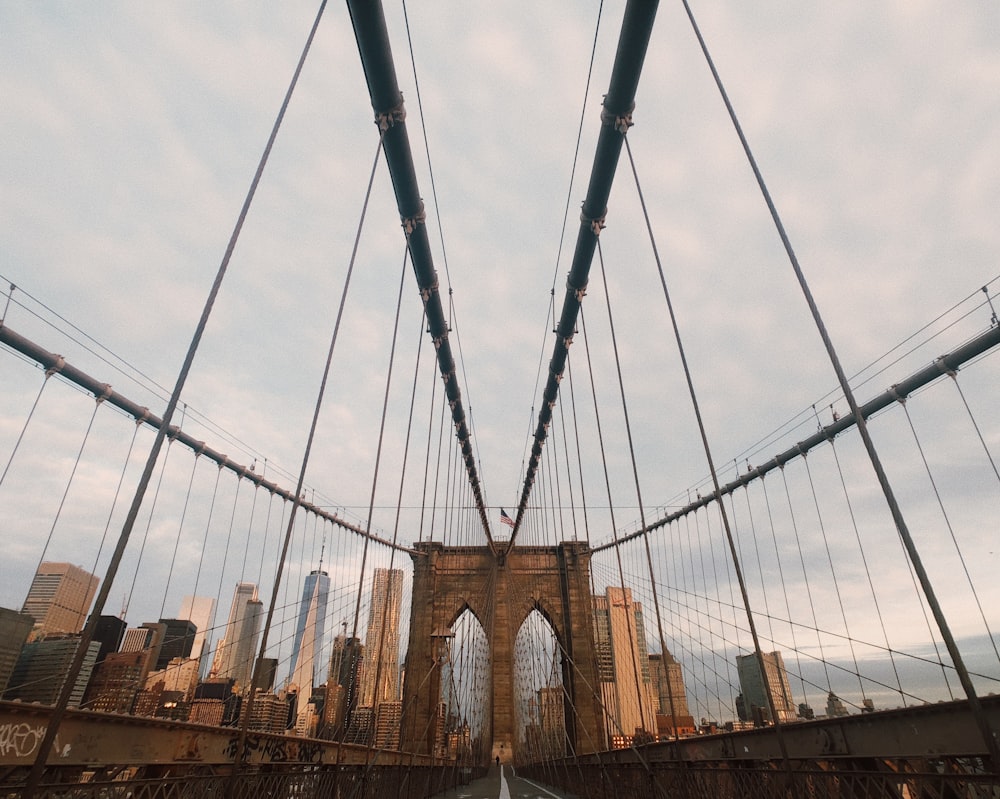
left=499, top=508, right=515, bottom=528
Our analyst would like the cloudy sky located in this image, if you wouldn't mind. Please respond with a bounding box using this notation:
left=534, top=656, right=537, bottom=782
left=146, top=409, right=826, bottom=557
left=1, top=2, right=998, bottom=713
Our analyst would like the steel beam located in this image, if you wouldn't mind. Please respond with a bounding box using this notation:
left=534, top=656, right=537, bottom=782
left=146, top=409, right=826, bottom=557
left=5, top=696, right=998, bottom=781
left=0, top=701, right=433, bottom=769
left=524, top=700, right=1000, bottom=799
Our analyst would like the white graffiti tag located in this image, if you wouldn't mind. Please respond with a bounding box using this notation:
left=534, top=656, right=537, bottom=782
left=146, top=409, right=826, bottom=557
left=0, top=722, right=47, bottom=759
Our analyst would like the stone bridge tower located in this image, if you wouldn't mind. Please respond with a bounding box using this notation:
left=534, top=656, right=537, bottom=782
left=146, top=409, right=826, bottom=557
left=400, top=540, right=603, bottom=763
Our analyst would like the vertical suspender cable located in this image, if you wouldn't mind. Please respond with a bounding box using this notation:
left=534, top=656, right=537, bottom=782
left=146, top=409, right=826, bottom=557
left=577, top=310, right=660, bottom=773
left=801, top=454, right=866, bottom=702
left=417, top=343, right=439, bottom=543
left=512, top=0, right=660, bottom=544
left=31, top=396, right=103, bottom=575
left=760, top=477, right=812, bottom=708
left=779, top=465, right=832, bottom=692
left=948, top=371, right=1000, bottom=486
left=827, top=439, right=907, bottom=704
left=160, top=453, right=201, bottom=619
left=565, top=357, right=591, bottom=544
left=192, top=464, right=224, bottom=649
left=125, top=437, right=176, bottom=618
left=897, top=396, right=1000, bottom=663
left=353, top=249, right=412, bottom=771
left=348, top=0, right=494, bottom=549
left=358, top=310, right=425, bottom=780
left=0, top=373, right=51, bottom=489
left=556, top=380, right=580, bottom=541
left=594, top=243, right=682, bottom=744
left=88, top=422, right=142, bottom=601
left=428, top=395, right=447, bottom=542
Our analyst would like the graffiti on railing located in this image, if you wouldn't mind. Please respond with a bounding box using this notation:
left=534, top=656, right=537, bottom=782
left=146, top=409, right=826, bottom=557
left=0, top=722, right=46, bottom=759
left=223, top=734, right=323, bottom=764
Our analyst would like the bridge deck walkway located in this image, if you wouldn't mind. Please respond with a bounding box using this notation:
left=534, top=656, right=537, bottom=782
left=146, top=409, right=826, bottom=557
left=432, top=764, right=578, bottom=799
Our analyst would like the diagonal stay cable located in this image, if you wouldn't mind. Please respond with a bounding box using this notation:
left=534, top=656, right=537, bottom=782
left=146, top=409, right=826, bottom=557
left=401, top=2, right=489, bottom=513
left=577, top=304, right=651, bottom=736
left=679, top=0, right=999, bottom=766
left=0, top=321, right=423, bottom=554
left=23, top=4, right=330, bottom=793
left=594, top=239, right=685, bottom=742
left=515, top=2, right=605, bottom=518
left=550, top=0, right=606, bottom=298
left=590, top=322, right=1000, bottom=553
left=349, top=247, right=412, bottom=741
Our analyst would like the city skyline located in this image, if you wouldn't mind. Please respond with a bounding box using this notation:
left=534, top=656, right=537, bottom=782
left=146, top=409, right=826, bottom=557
left=1, top=3, right=996, bottom=676
left=0, top=456, right=988, bottom=740
left=3, top=559, right=993, bottom=723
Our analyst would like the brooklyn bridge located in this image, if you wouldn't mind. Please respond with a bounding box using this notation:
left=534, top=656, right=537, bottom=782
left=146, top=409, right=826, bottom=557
left=1, top=1, right=998, bottom=797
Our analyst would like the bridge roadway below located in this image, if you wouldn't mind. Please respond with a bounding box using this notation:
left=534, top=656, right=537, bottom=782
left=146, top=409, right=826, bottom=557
left=2, top=697, right=999, bottom=796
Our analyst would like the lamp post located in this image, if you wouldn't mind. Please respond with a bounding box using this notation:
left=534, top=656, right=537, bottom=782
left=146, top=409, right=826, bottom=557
left=431, top=627, right=455, bottom=667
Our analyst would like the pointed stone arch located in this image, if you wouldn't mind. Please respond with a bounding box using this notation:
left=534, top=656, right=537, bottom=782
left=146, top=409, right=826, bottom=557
left=445, top=599, right=486, bottom=634
left=513, top=605, right=567, bottom=763
left=401, top=541, right=603, bottom=761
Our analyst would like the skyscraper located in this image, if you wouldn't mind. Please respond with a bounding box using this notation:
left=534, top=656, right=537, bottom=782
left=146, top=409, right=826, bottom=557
left=84, top=622, right=166, bottom=714
left=289, top=573, right=325, bottom=731
left=211, top=583, right=263, bottom=690
left=529, top=686, right=566, bottom=759
left=0, top=608, right=35, bottom=693
left=21, top=562, right=99, bottom=639
left=89, top=615, right=127, bottom=664
left=120, top=622, right=167, bottom=679
left=287, top=569, right=329, bottom=686
left=84, top=650, right=147, bottom=713
left=156, top=619, right=197, bottom=671
left=178, top=595, right=216, bottom=673
left=359, top=568, right=403, bottom=708
left=736, top=650, right=796, bottom=724
left=328, top=632, right=363, bottom=739
left=5, top=636, right=100, bottom=706
left=648, top=650, right=689, bottom=718
left=593, top=586, right=657, bottom=746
